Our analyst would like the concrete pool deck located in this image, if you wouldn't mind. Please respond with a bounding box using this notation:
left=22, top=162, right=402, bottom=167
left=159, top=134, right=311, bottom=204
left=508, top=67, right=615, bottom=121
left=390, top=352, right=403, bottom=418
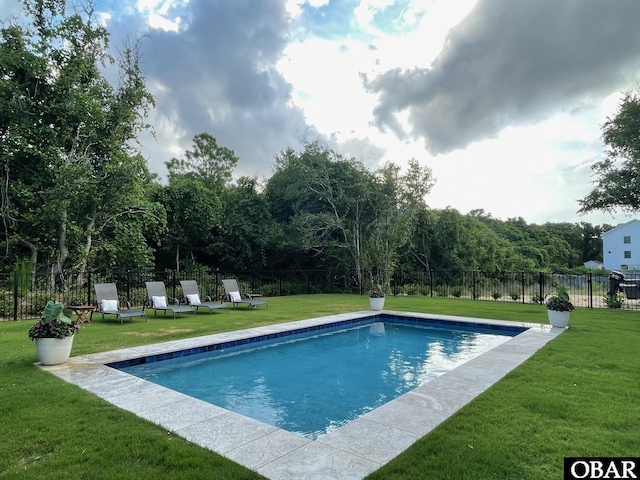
left=40, top=310, right=565, bottom=480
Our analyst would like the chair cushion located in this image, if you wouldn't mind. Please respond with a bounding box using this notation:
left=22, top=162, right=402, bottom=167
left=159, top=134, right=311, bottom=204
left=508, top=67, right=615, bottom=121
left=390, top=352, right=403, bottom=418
left=152, top=295, right=167, bottom=308
left=101, top=299, right=119, bottom=312
left=229, top=291, right=242, bottom=302
left=186, top=293, right=201, bottom=306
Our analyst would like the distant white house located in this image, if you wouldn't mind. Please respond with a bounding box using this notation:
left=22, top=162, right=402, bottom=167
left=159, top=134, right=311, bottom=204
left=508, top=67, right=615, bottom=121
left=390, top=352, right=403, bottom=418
left=583, top=260, right=604, bottom=270
left=602, top=219, right=640, bottom=271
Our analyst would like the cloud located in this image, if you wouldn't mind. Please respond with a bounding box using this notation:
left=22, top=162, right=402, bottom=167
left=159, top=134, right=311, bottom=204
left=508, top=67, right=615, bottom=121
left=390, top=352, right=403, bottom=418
left=366, top=0, right=640, bottom=155
left=105, top=0, right=314, bottom=180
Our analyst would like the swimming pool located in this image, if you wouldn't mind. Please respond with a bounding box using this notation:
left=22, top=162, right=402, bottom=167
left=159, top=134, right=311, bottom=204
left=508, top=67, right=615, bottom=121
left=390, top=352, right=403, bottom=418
left=41, top=310, right=563, bottom=480
left=118, top=315, right=522, bottom=438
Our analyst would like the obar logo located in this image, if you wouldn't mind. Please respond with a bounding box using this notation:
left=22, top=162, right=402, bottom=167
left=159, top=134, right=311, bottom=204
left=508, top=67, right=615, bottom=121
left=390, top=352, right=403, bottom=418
left=565, top=458, right=639, bottom=479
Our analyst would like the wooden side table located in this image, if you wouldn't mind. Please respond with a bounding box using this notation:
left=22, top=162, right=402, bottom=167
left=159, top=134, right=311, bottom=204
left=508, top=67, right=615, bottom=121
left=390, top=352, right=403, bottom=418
left=69, top=305, right=97, bottom=324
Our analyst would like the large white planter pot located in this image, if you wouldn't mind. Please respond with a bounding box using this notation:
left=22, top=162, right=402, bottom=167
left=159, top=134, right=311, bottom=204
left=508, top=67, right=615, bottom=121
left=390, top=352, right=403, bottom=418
left=547, top=310, right=570, bottom=328
left=35, top=336, right=74, bottom=365
left=369, top=297, right=385, bottom=311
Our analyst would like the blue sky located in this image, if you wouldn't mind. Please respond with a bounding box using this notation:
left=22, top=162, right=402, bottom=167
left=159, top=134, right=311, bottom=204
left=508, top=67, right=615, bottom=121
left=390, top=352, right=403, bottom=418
left=3, top=0, right=640, bottom=227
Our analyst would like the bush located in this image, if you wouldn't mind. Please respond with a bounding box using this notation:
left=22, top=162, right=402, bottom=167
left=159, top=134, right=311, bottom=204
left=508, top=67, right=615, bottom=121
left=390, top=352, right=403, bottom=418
left=491, top=292, right=502, bottom=300
left=509, top=291, right=520, bottom=301
left=451, top=286, right=464, bottom=298
left=603, top=293, right=625, bottom=309
left=435, top=285, right=448, bottom=297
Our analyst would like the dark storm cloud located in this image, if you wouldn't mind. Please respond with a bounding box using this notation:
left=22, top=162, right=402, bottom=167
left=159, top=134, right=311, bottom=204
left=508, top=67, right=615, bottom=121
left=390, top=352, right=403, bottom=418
left=366, top=0, right=640, bottom=155
left=106, top=0, right=316, bottom=178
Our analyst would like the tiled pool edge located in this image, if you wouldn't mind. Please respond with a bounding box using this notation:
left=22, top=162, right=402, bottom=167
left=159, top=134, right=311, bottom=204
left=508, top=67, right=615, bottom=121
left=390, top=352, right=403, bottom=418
left=39, top=310, right=566, bottom=480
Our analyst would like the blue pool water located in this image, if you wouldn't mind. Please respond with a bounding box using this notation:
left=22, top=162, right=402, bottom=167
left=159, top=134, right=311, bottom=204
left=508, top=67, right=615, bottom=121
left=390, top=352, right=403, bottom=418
left=120, top=317, right=519, bottom=438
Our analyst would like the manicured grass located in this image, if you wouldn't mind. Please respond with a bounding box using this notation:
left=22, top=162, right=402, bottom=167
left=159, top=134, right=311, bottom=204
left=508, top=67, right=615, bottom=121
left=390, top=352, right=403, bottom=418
left=1, top=295, right=638, bottom=479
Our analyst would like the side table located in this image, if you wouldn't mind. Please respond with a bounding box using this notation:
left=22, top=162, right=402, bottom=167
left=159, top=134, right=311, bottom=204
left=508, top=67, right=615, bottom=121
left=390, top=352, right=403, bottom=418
left=69, top=305, right=97, bottom=324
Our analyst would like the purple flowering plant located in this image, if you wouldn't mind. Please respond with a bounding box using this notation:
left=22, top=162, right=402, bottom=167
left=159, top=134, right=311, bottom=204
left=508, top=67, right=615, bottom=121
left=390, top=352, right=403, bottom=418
left=28, top=301, right=78, bottom=341
left=545, top=287, right=574, bottom=312
left=369, top=284, right=385, bottom=298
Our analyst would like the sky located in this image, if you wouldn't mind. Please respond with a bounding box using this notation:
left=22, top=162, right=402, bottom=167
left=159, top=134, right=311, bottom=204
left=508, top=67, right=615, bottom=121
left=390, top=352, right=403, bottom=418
left=3, top=0, right=640, bottom=227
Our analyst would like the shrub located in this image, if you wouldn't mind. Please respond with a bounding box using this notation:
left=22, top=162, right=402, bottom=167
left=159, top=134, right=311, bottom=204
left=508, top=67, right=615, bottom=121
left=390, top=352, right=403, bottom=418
left=509, top=291, right=520, bottom=301
left=603, top=293, right=625, bottom=309
left=491, top=292, right=502, bottom=300
left=530, top=293, right=543, bottom=304
left=451, top=286, right=464, bottom=298
left=435, top=285, right=448, bottom=297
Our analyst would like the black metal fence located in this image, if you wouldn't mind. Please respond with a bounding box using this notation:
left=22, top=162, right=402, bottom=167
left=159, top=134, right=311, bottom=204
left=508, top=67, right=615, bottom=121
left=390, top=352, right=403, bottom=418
left=1, top=268, right=636, bottom=321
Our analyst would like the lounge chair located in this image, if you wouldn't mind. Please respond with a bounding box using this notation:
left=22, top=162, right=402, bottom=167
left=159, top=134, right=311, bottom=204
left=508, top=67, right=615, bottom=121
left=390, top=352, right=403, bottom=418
left=179, top=280, right=228, bottom=314
left=145, top=281, right=195, bottom=319
left=92, top=283, right=147, bottom=325
left=222, top=279, right=268, bottom=309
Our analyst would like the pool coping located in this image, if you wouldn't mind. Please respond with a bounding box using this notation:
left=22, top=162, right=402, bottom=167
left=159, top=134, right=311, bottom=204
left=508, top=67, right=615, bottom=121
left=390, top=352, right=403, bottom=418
left=39, top=310, right=565, bottom=480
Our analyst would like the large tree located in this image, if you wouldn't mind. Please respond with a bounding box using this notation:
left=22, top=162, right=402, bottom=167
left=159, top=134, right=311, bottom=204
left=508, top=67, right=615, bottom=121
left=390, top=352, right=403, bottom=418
left=266, top=142, right=377, bottom=286
left=578, top=89, right=640, bottom=215
left=372, top=158, right=435, bottom=285
left=0, top=0, right=159, bottom=274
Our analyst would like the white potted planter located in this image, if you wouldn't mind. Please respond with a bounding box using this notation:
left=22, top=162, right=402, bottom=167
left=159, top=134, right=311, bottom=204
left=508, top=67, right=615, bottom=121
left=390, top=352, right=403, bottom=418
left=369, top=297, right=385, bottom=311
left=35, top=336, right=75, bottom=365
left=547, top=309, right=570, bottom=328
left=545, top=287, right=573, bottom=328
left=368, top=285, right=386, bottom=311
left=28, top=301, right=78, bottom=366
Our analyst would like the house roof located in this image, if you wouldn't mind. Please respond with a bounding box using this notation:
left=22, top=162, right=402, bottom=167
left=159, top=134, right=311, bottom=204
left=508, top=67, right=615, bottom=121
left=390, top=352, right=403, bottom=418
left=601, top=219, right=640, bottom=237
left=583, top=260, right=603, bottom=266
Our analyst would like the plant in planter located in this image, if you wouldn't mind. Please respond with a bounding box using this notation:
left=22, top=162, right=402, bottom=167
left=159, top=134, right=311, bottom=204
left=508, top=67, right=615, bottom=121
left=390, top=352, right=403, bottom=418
left=368, top=285, right=385, bottom=298
left=28, top=301, right=78, bottom=365
left=368, top=284, right=385, bottom=311
left=544, top=287, right=574, bottom=328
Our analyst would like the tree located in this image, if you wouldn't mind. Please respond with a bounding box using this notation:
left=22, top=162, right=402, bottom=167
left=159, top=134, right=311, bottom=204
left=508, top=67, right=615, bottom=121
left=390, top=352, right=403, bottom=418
left=153, top=177, right=220, bottom=271
left=266, top=142, right=377, bottom=286
left=165, top=133, right=238, bottom=195
left=578, top=89, right=640, bottom=214
left=213, top=176, right=281, bottom=270
left=0, top=0, right=158, bottom=274
left=371, top=158, right=435, bottom=285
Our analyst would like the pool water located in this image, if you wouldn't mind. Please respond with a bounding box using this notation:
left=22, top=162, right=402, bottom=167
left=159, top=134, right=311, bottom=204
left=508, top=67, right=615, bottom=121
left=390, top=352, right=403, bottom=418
left=121, top=320, right=514, bottom=438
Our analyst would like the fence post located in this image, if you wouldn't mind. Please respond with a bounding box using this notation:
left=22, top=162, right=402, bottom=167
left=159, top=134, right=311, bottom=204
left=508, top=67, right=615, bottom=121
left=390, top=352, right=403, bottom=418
left=13, top=271, right=18, bottom=321
left=521, top=271, right=525, bottom=304
left=588, top=271, right=593, bottom=308
left=539, top=271, right=545, bottom=305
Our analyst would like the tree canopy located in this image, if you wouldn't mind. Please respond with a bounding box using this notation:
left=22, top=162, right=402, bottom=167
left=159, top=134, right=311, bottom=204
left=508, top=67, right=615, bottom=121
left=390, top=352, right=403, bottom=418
left=579, top=89, right=640, bottom=215
left=0, top=0, right=616, bottom=285
left=0, top=0, right=160, bottom=274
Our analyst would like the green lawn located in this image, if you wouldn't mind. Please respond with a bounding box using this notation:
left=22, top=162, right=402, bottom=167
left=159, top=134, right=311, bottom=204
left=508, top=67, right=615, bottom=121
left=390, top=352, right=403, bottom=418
left=1, top=295, right=638, bottom=479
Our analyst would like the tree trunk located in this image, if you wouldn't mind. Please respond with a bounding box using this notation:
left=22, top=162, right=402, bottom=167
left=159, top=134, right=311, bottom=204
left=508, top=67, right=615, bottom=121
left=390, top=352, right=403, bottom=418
left=19, top=238, right=39, bottom=282
left=55, top=207, right=69, bottom=275
left=76, top=212, right=96, bottom=284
